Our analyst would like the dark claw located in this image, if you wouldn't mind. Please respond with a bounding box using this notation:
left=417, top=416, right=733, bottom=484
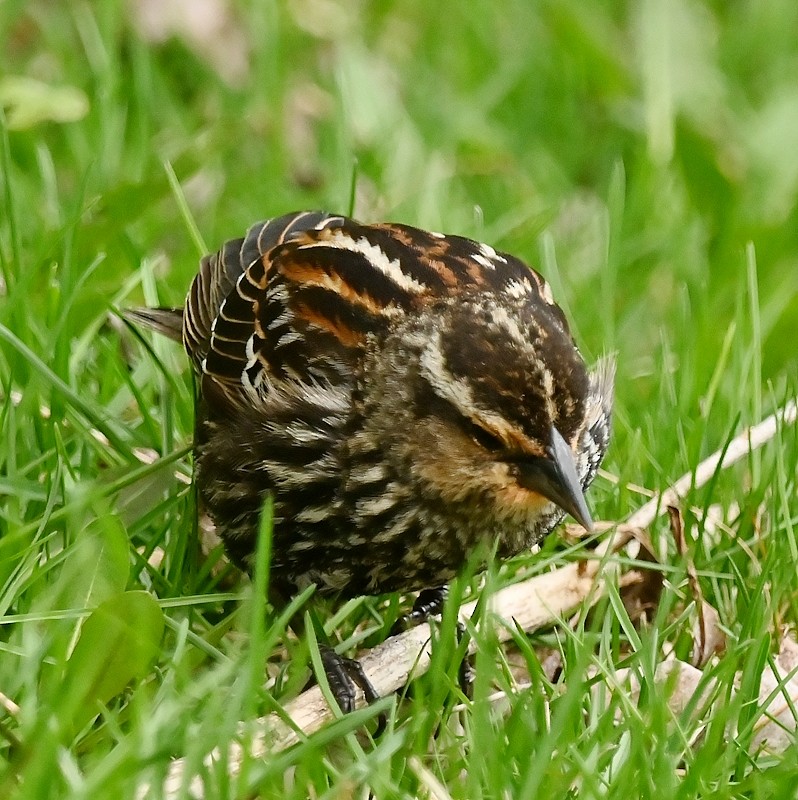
left=319, top=644, right=380, bottom=713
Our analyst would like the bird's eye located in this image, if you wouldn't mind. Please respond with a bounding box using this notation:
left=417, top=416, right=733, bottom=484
left=469, top=422, right=505, bottom=452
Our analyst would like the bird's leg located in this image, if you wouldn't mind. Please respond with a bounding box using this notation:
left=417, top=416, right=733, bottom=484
left=390, top=586, right=449, bottom=635
left=391, top=585, right=474, bottom=698
left=457, top=636, right=475, bottom=700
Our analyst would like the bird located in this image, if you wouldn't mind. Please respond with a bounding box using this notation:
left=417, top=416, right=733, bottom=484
left=127, top=210, right=614, bottom=710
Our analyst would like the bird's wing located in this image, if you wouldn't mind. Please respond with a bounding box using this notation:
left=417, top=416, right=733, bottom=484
left=191, top=213, right=567, bottom=401
left=183, top=211, right=334, bottom=371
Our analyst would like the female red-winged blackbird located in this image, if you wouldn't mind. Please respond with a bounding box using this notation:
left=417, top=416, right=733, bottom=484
left=129, top=211, right=613, bottom=708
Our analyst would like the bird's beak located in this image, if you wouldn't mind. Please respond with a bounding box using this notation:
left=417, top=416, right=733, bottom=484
left=515, top=426, right=594, bottom=531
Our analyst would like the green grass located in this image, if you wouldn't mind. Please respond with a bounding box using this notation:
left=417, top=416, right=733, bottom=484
left=1, top=1, right=798, bottom=797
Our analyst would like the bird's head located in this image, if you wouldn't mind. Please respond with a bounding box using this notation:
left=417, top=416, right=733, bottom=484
left=357, top=292, right=602, bottom=535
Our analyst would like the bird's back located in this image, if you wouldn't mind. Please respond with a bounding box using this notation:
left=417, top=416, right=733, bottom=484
left=185, top=211, right=572, bottom=406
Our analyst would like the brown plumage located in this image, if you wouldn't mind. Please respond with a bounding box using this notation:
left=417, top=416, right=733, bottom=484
left=130, top=211, right=613, bottom=601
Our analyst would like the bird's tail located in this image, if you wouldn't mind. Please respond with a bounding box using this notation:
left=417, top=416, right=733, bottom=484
left=123, top=307, right=184, bottom=343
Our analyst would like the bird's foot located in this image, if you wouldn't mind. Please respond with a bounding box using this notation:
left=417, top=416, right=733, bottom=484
left=319, top=644, right=380, bottom=714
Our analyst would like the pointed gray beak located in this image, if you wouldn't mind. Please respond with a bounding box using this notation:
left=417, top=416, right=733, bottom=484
left=515, top=426, right=594, bottom=531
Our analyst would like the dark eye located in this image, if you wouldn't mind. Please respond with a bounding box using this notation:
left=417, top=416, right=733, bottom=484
left=469, top=422, right=505, bottom=452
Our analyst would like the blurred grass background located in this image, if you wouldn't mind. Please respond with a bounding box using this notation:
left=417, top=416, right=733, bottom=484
left=1, top=1, right=797, bottom=797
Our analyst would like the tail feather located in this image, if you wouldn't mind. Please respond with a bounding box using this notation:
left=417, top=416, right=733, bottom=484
left=123, top=307, right=184, bottom=343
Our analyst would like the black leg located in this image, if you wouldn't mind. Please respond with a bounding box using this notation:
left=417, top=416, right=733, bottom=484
left=391, top=585, right=474, bottom=699
left=391, top=586, right=448, bottom=635
left=456, top=628, right=475, bottom=699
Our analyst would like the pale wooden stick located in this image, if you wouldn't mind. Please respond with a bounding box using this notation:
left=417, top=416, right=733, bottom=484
left=149, top=396, right=797, bottom=798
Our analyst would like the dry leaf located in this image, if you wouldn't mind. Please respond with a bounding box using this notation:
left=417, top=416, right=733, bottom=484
left=619, top=533, right=663, bottom=626
left=690, top=601, right=726, bottom=668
